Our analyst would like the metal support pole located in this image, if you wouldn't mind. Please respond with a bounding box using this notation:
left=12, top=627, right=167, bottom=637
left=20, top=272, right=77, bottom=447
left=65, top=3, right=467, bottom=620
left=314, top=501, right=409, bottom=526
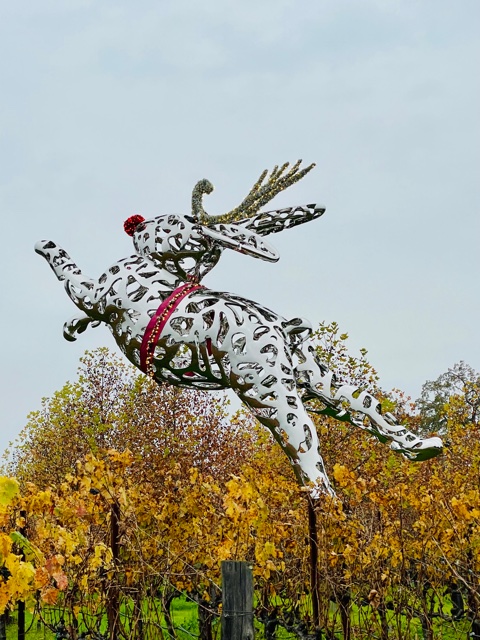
left=18, top=510, right=27, bottom=640
left=107, top=500, right=120, bottom=640
left=307, top=498, right=320, bottom=629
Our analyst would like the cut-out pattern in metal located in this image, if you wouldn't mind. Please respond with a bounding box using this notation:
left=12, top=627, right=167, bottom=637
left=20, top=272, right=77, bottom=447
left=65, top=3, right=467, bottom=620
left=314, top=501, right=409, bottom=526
left=35, top=162, right=443, bottom=498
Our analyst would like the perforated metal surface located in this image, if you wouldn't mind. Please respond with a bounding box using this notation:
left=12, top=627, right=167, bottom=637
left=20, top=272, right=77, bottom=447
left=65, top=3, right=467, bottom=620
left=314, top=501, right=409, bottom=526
left=36, top=166, right=442, bottom=497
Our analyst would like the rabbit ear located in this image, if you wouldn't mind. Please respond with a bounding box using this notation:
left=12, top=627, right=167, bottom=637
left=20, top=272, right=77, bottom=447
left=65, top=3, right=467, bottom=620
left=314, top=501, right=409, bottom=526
left=236, top=203, right=326, bottom=237
left=201, top=223, right=279, bottom=263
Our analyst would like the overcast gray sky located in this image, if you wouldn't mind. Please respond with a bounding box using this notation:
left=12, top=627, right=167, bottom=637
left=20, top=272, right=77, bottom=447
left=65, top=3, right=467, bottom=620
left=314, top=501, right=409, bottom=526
left=1, top=0, right=479, bottom=454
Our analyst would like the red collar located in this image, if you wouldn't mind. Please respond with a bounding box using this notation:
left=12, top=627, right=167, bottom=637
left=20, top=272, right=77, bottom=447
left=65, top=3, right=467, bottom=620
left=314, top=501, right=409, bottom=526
left=140, top=281, right=204, bottom=375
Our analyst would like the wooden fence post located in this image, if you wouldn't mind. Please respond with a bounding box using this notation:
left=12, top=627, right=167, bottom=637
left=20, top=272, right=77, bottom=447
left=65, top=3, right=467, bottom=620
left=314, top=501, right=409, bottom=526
left=221, top=561, right=254, bottom=640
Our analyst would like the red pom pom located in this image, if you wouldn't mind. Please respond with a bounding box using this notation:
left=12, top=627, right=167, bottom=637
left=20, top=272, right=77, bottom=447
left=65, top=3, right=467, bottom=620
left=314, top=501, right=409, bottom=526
left=124, top=215, right=145, bottom=236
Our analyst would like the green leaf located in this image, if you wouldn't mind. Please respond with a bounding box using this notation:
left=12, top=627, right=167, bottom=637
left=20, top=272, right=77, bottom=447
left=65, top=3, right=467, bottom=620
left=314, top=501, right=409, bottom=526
left=10, top=532, right=45, bottom=563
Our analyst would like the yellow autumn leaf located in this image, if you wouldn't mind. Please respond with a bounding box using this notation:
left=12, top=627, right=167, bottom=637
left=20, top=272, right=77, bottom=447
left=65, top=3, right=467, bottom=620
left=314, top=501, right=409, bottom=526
left=0, top=477, right=19, bottom=507
left=0, top=534, right=12, bottom=559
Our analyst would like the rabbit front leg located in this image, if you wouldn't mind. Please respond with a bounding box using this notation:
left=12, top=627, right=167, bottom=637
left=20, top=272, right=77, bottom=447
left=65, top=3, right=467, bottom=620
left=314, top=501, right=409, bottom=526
left=35, top=240, right=99, bottom=318
left=63, top=314, right=101, bottom=342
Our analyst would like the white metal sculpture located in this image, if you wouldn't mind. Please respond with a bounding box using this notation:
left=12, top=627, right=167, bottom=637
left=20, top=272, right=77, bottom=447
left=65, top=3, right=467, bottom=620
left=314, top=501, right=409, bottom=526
left=35, top=161, right=442, bottom=497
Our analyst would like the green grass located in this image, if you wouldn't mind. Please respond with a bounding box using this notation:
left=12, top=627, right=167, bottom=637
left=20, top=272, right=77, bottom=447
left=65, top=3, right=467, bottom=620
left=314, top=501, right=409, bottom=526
left=3, top=595, right=475, bottom=639
left=5, top=598, right=203, bottom=640
left=6, top=610, right=44, bottom=639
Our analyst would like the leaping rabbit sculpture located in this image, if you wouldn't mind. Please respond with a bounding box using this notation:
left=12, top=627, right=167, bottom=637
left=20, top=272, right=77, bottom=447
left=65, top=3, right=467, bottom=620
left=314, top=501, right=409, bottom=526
left=35, top=161, right=442, bottom=497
